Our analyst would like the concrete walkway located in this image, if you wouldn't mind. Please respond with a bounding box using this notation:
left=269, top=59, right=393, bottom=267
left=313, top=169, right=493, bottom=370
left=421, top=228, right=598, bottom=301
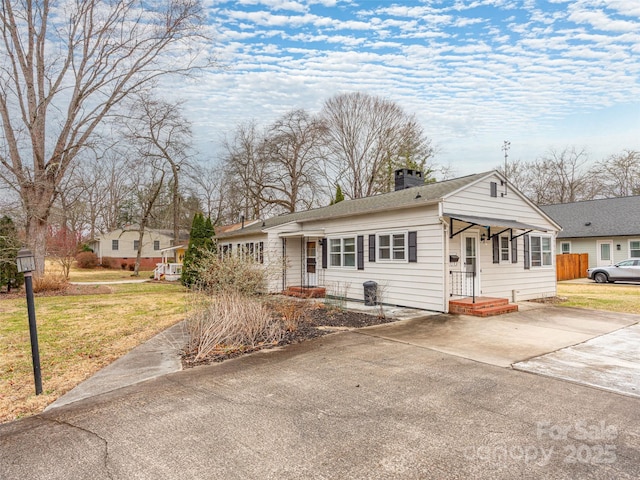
left=46, top=321, right=190, bottom=411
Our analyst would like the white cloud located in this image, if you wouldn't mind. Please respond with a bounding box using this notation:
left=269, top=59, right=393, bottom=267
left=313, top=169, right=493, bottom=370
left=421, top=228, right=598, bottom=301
left=165, top=0, right=640, bottom=172
left=568, top=7, right=640, bottom=32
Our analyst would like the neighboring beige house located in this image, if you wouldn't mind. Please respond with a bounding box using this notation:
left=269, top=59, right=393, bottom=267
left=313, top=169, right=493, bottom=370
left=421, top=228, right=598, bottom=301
left=88, top=226, right=189, bottom=270
left=216, top=170, right=561, bottom=314
left=541, top=196, right=640, bottom=268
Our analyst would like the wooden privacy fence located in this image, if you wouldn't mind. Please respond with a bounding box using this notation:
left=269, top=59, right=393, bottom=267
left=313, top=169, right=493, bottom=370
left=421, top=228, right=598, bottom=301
left=556, top=253, right=589, bottom=281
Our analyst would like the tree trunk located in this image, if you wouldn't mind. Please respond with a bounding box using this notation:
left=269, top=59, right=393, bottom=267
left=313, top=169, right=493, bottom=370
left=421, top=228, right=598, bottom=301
left=134, top=228, right=145, bottom=277
left=26, top=216, right=48, bottom=276
left=172, top=166, right=180, bottom=250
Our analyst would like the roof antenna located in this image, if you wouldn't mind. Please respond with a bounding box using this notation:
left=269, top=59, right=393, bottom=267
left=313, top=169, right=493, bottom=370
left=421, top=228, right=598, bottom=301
left=501, top=140, right=510, bottom=197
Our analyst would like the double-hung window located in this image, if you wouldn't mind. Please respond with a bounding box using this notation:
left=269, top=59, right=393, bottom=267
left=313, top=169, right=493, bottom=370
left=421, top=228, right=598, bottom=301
left=630, top=240, right=640, bottom=258
left=560, top=242, right=571, bottom=254
left=377, top=233, right=407, bottom=261
left=112, top=239, right=119, bottom=251
left=329, top=237, right=356, bottom=268
left=154, top=240, right=160, bottom=251
left=530, top=235, right=552, bottom=267
left=133, top=240, right=139, bottom=251
left=500, top=236, right=510, bottom=262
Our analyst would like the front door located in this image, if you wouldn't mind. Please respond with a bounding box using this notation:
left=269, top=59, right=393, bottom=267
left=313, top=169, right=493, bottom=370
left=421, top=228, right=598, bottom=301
left=306, top=241, right=317, bottom=287
left=597, top=240, right=613, bottom=266
left=462, top=234, right=479, bottom=296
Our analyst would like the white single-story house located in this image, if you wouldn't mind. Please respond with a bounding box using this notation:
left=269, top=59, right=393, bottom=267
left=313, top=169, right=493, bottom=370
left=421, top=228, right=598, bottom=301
left=216, top=170, right=561, bottom=313
left=88, top=226, right=189, bottom=270
left=540, top=196, right=640, bottom=268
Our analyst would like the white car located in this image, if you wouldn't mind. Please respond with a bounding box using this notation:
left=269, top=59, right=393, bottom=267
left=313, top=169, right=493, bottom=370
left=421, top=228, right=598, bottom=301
left=587, top=259, right=640, bottom=283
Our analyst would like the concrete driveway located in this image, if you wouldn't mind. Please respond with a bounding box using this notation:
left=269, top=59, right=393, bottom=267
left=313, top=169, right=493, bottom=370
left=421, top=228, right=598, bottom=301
left=363, top=302, right=638, bottom=368
left=2, top=304, right=640, bottom=479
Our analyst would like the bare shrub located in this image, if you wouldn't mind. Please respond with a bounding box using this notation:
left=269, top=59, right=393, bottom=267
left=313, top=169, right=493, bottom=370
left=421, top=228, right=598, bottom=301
left=185, top=290, right=283, bottom=362
left=193, top=250, right=266, bottom=296
left=268, top=298, right=308, bottom=332
left=76, top=252, right=98, bottom=269
left=100, top=257, right=117, bottom=269
left=325, top=281, right=349, bottom=309
left=32, top=274, right=68, bottom=293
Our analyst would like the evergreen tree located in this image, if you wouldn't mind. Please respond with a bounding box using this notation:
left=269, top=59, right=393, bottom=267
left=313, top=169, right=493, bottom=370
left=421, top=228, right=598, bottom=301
left=181, top=213, right=216, bottom=287
left=0, top=216, right=23, bottom=292
left=330, top=185, right=345, bottom=205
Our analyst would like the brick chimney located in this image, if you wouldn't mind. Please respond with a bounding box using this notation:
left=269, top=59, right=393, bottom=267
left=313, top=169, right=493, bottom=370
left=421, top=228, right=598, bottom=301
left=394, top=169, right=423, bottom=191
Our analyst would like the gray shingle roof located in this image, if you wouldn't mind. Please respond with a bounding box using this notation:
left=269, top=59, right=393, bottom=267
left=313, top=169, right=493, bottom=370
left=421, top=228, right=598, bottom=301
left=540, top=196, right=640, bottom=238
left=217, top=171, right=493, bottom=239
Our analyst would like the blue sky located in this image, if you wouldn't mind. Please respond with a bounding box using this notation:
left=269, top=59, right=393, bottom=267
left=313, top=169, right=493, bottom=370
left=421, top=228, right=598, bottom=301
left=167, top=0, right=640, bottom=176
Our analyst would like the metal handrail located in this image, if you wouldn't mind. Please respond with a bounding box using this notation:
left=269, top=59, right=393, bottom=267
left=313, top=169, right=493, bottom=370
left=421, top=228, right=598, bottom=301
left=449, top=270, right=476, bottom=303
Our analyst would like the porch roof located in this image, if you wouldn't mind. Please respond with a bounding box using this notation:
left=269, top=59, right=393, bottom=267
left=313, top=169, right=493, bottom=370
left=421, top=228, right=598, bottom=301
left=278, top=230, right=325, bottom=238
left=445, top=213, right=550, bottom=233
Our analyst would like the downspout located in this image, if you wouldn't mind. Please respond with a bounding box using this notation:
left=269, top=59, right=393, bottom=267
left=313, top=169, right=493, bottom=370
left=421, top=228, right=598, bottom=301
left=281, top=238, right=286, bottom=291
left=439, top=200, right=450, bottom=313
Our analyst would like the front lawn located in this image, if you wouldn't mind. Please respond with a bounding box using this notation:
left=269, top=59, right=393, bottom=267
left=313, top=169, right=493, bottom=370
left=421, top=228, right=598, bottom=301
left=557, top=282, right=640, bottom=314
left=0, top=281, right=187, bottom=423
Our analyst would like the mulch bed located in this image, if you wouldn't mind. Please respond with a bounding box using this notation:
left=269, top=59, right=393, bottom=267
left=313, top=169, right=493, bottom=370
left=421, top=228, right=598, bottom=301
left=181, top=301, right=397, bottom=368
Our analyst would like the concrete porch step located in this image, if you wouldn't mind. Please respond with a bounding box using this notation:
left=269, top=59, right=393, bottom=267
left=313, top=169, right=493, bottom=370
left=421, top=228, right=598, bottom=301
left=449, top=297, right=518, bottom=317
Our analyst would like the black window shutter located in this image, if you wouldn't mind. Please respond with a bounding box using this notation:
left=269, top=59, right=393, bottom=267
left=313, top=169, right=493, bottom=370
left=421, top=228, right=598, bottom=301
left=490, top=182, right=497, bottom=197
left=408, top=231, right=417, bottom=262
left=368, top=234, right=376, bottom=262
left=511, top=236, right=517, bottom=263
left=524, top=235, right=530, bottom=270
left=492, top=235, right=499, bottom=264
left=321, top=238, right=327, bottom=269
left=357, top=235, right=364, bottom=270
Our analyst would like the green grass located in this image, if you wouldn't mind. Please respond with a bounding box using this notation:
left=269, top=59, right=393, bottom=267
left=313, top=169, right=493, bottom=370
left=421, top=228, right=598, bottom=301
left=557, top=282, right=640, bottom=314
left=0, top=280, right=188, bottom=423
left=46, top=259, right=154, bottom=282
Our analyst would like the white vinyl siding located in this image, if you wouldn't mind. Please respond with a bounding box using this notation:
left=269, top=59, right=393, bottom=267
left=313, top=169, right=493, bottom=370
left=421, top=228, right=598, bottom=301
left=302, top=207, right=445, bottom=311
left=99, top=229, right=177, bottom=259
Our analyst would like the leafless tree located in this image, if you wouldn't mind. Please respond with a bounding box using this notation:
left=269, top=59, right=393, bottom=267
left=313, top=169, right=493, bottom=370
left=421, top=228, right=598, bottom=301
left=0, top=0, right=210, bottom=273
left=221, top=120, right=273, bottom=221
left=261, top=109, right=326, bottom=213
left=187, top=162, right=225, bottom=224
left=497, top=159, right=533, bottom=194
left=127, top=159, right=166, bottom=276
left=594, top=149, right=640, bottom=198
left=521, top=147, right=599, bottom=205
left=124, top=93, right=192, bottom=244
left=320, top=92, right=435, bottom=199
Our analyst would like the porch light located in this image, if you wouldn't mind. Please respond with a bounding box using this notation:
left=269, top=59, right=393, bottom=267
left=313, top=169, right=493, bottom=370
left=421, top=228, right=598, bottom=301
left=16, top=248, right=36, bottom=273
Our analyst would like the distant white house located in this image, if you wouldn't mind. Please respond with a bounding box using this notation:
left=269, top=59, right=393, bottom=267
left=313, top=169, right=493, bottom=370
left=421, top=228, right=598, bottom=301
left=541, top=196, right=640, bottom=268
left=88, top=226, right=188, bottom=270
left=216, top=169, right=561, bottom=314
